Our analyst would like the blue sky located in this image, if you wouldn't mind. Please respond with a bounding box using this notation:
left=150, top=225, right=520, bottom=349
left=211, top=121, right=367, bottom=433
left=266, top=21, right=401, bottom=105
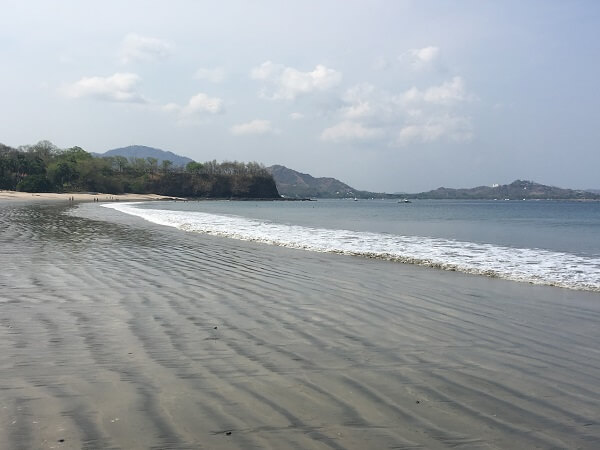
left=1, top=0, right=599, bottom=192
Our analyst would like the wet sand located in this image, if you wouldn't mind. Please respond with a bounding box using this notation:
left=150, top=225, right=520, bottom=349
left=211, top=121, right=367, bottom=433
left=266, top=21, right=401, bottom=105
left=1, top=200, right=599, bottom=449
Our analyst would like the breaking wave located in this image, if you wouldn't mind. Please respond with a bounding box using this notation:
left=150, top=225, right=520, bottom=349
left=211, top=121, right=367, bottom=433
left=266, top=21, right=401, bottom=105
left=103, top=202, right=600, bottom=292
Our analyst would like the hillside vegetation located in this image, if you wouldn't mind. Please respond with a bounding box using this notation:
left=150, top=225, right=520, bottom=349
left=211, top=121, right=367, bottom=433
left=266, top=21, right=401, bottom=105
left=0, top=141, right=279, bottom=198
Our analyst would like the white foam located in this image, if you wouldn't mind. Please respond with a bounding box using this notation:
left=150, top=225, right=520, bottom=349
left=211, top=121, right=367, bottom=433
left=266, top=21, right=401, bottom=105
left=103, top=202, right=600, bottom=292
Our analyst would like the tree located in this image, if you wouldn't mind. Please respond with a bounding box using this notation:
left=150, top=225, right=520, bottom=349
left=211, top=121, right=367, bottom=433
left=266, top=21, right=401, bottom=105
left=146, top=157, right=158, bottom=174
left=185, top=161, right=204, bottom=174
left=130, top=157, right=149, bottom=174
left=161, top=159, right=173, bottom=174
left=113, top=156, right=129, bottom=172
left=59, top=146, right=92, bottom=163
left=28, top=140, right=58, bottom=163
left=16, top=174, right=52, bottom=192
left=47, top=161, right=78, bottom=189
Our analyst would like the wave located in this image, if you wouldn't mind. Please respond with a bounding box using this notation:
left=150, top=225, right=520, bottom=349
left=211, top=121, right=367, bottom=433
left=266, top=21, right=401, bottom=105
left=103, top=202, right=600, bottom=292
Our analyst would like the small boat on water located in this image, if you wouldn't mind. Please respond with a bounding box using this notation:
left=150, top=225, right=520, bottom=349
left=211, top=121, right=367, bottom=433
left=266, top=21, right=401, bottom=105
left=398, top=199, right=412, bottom=203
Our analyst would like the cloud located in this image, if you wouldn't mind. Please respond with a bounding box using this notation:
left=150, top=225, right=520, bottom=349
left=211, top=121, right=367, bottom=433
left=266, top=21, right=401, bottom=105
left=120, top=33, right=171, bottom=63
left=325, top=77, right=475, bottom=146
left=162, top=102, right=180, bottom=113
left=401, top=77, right=469, bottom=105
left=63, top=73, right=146, bottom=103
left=183, top=93, right=224, bottom=115
left=321, top=121, right=383, bottom=142
left=165, top=92, right=224, bottom=117
left=397, top=115, right=473, bottom=145
left=401, top=46, right=440, bottom=69
left=194, top=67, right=226, bottom=83
left=411, top=46, right=439, bottom=63
left=340, top=83, right=378, bottom=119
left=231, top=119, right=275, bottom=135
left=423, top=76, right=467, bottom=104
left=290, top=112, right=304, bottom=120
left=250, top=61, right=282, bottom=80
left=251, top=61, right=341, bottom=100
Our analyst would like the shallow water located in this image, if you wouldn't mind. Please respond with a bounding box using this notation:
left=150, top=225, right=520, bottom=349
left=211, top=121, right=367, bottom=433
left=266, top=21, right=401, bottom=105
left=105, top=199, right=600, bottom=291
left=1, top=201, right=599, bottom=449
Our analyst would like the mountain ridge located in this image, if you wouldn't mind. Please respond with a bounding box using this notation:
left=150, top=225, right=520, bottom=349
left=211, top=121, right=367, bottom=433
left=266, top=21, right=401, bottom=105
left=95, top=145, right=194, bottom=167
left=265, top=165, right=400, bottom=199
left=409, top=179, right=600, bottom=200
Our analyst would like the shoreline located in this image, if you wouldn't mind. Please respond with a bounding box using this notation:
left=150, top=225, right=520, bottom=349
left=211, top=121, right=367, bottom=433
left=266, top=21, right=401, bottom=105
left=0, top=189, right=179, bottom=203
left=0, top=190, right=311, bottom=203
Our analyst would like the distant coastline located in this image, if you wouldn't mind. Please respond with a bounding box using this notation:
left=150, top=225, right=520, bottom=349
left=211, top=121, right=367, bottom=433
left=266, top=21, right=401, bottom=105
left=266, top=165, right=600, bottom=200
left=4, top=141, right=598, bottom=201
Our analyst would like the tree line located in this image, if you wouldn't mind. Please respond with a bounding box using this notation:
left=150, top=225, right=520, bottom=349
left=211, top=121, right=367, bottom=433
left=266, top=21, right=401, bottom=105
left=0, top=141, right=279, bottom=198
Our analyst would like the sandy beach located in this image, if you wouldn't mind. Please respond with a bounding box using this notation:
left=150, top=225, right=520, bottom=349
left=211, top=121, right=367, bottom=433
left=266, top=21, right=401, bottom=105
left=1, top=199, right=599, bottom=449
left=0, top=190, right=177, bottom=203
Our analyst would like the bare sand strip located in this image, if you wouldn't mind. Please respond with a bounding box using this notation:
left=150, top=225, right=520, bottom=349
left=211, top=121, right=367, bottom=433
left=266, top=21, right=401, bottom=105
left=0, top=190, right=178, bottom=203
left=0, top=201, right=599, bottom=449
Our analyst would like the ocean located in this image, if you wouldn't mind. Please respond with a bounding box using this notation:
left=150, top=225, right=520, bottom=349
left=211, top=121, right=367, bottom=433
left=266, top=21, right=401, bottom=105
left=103, top=199, right=600, bottom=292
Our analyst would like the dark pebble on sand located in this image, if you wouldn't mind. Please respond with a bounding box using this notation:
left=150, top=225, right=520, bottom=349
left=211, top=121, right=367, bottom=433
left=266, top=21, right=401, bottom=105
left=225, top=431, right=232, bottom=436
left=214, top=326, right=218, bottom=329
left=416, top=400, right=420, bottom=404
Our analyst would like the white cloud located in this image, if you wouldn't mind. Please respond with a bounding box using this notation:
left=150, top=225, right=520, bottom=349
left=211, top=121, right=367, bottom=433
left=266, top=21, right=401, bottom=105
left=400, top=86, right=421, bottom=104
left=401, top=77, right=469, bottom=105
left=290, top=112, right=304, bottom=120
left=423, top=76, right=467, bottom=104
left=162, top=102, right=180, bottom=113
left=397, top=115, right=473, bottom=145
left=400, top=46, right=440, bottom=69
left=194, top=67, right=226, bottom=83
left=63, top=72, right=146, bottom=103
left=251, top=61, right=342, bottom=100
left=340, top=83, right=378, bottom=119
left=231, top=119, right=275, bottom=135
left=120, top=33, right=171, bottom=64
left=321, top=121, right=383, bottom=142
left=163, top=93, right=224, bottom=121
left=181, top=93, right=224, bottom=115
left=411, top=46, right=439, bottom=63
left=250, top=61, right=283, bottom=80
left=325, top=77, right=475, bottom=146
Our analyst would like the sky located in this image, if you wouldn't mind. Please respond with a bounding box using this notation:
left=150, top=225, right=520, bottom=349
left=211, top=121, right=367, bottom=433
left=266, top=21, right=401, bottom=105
left=1, top=0, right=599, bottom=192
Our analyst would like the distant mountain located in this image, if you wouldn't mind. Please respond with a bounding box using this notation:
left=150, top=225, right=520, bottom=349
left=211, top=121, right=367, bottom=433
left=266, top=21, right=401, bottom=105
left=266, top=165, right=400, bottom=199
left=410, top=180, right=600, bottom=200
left=96, top=145, right=194, bottom=167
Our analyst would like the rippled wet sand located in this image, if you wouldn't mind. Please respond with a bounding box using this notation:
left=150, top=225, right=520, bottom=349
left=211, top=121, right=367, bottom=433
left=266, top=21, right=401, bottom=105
left=1, top=201, right=599, bottom=449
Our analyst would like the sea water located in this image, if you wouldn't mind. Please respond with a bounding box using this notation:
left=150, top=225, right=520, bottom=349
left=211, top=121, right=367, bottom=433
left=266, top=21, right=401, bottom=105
left=103, top=199, right=600, bottom=292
